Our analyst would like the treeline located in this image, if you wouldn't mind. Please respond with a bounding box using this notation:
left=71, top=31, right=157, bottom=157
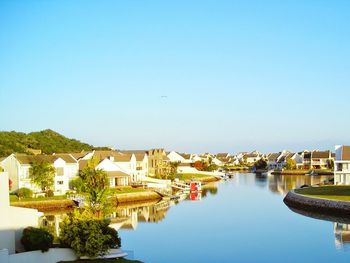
left=0, top=129, right=108, bottom=157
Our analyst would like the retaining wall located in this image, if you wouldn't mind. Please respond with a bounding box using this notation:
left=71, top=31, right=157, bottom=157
left=283, top=190, right=350, bottom=216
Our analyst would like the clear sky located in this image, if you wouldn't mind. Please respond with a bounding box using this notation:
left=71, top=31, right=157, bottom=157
left=0, top=0, right=349, bottom=153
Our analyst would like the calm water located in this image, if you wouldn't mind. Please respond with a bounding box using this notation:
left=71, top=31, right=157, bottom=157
left=42, top=173, right=350, bottom=263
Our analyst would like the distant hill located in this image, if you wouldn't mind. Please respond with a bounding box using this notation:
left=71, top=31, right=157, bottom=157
left=0, top=129, right=101, bottom=157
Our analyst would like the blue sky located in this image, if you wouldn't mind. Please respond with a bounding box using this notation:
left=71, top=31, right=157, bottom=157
left=0, top=0, right=349, bottom=153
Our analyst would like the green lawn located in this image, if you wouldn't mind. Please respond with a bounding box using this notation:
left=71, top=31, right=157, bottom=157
left=10, top=194, right=68, bottom=203
left=295, top=186, right=350, bottom=201
left=109, top=186, right=147, bottom=194
left=176, top=173, right=214, bottom=180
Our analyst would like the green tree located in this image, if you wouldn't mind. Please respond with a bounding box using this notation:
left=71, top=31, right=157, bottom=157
left=69, top=177, right=85, bottom=193
left=285, top=159, right=297, bottom=170
left=29, top=161, right=55, bottom=194
left=327, top=159, right=334, bottom=170
left=21, top=227, right=53, bottom=252
left=59, top=210, right=121, bottom=258
left=79, top=157, right=109, bottom=217
left=254, top=159, right=267, bottom=170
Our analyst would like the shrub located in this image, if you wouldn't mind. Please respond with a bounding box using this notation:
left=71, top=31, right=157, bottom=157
left=103, top=226, right=121, bottom=248
left=15, top=187, right=33, bottom=199
left=69, top=177, right=85, bottom=193
left=59, top=210, right=121, bottom=258
left=21, top=227, right=53, bottom=252
left=46, top=189, right=54, bottom=197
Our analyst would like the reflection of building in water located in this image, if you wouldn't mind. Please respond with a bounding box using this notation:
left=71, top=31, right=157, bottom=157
left=109, top=200, right=171, bottom=231
left=268, top=175, right=333, bottom=195
left=334, top=223, right=350, bottom=250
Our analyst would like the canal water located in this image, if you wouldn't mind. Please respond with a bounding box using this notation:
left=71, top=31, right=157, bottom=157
left=41, top=173, right=350, bottom=262
left=118, top=173, right=349, bottom=263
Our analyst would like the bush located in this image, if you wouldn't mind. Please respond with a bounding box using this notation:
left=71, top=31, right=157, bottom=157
left=21, top=227, right=53, bottom=252
left=103, top=226, right=121, bottom=248
left=15, top=187, right=33, bottom=198
left=46, top=189, right=54, bottom=197
left=254, top=159, right=267, bottom=170
left=59, top=210, right=121, bottom=258
left=69, top=177, right=85, bottom=193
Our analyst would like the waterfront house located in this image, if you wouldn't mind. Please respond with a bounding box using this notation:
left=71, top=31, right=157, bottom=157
left=167, top=151, right=186, bottom=163
left=190, top=154, right=203, bottom=163
left=334, top=145, right=350, bottom=185
left=216, top=153, right=233, bottom=165
left=1, top=153, right=79, bottom=194
left=120, top=151, right=149, bottom=182
left=147, top=148, right=171, bottom=177
left=211, top=157, right=223, bottom=166
left=267, top=153, right=281, bottom=170
left=243, top=151, right=262, bottom=165
left=303, top=150, right=333, bottom=169
left=95, top=158, right=130, bottom=186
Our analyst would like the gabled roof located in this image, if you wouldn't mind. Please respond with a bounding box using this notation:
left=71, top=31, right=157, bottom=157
left=312, top=150, right=331, bottom=159
left=92, top=150, right=134, bottom=162
left=79, top=160, right=89, bottom=170
left=106, top=171, right=130, bottom=178
left=244, top=153, right=259, bottom=158
left=134, top=153, right=147, bottom=161
left=342, top=146, right=350, bottom=161
left=69, top=152, right=91, bottom=160
left=52, top=154, right=77, bottom=164
left=216, top=153, right=229, bottom=158
left=268, top=153, right=281, bottom=161
left=179, top=153, right=191, bottom=159
left=15, top=154, right=78, bottom=165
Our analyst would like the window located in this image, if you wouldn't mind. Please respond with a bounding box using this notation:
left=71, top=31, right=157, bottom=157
left=56, top=167, right=64, bottom=176
left=57, top=181, right=64, bottom=185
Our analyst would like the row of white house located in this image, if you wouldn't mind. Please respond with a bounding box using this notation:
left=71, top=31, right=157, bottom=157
left=0, top=150, right=149, bottom=195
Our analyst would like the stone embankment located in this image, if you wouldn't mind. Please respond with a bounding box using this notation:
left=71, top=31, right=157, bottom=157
left=11, top=199, right=75, bottom=212
left=283, top=190, right=350, bottom=216
left=113, top=191, right=162, bottom=204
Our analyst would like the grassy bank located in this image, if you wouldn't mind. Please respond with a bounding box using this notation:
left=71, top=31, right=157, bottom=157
left=10, top=194, right=67, bottom=202
left=272, top=169, right=334, bottom=175
left=176, top=173, right=218, bottom=183
left=295, top=186, right=350, bottom=201
left=110, top=186, right=149, bottom=194
left=10, top=187, right=159, bottom=210
left=10, top=199, right=75, bottom=211
left=112, top=191, right=162, bottom=204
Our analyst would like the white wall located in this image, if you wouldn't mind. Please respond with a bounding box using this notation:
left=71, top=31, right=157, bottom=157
left=0, top=248, right=77, bottom=263
left=0, top=173, right=40, bottom=254
left=1, top=155, right=20, bottom=192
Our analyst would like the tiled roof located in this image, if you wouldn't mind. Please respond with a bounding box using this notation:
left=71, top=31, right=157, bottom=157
left=16, top=154, right=77, bottom=164
left=106, top=171, right=130, bottom=178
left=312, top=151, right=330, bottom=159
left=342, top=146, right=350, bottom=161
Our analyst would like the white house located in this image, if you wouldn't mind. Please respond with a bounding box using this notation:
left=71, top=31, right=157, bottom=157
left=96, top=158, right=130, bottom=187
left=243, top=152, right=262, bottom=165
left=134, top=152, right=149, bottom=182
left=92, top=150, right=146, bottom=184
left=1, top=154, right=79, bottom=195
left=211, top=157, right=223, bottom=166
left=167, top=151, right=186, bottom=163
left=334, top=145, right=350, bottom=185
left=267, top=153, right=281, bottom=170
